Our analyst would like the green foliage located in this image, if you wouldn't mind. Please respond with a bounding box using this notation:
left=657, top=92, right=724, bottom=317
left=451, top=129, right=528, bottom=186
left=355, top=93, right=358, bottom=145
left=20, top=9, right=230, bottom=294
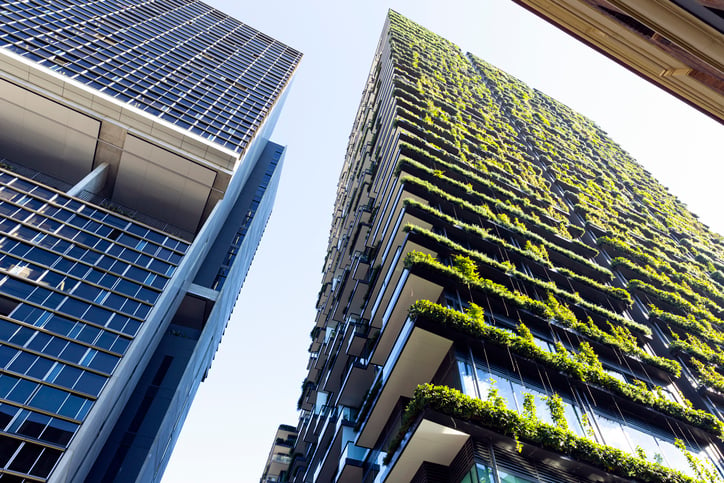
left=407, top=300, right=717, bottom=435
left=543, top=393, right=568, bottom=431
left=452, top=254, right=479, bottom=282
left=385, top=384, right=697, bottom=483
left=691, top=359, right=724, bottom=394
left=403, top=251, right=684, bottom=376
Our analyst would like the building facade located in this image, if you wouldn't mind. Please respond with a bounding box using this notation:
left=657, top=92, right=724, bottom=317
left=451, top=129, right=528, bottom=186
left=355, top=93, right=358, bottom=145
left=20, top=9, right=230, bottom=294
left=0, top=1, right=300, bottom=481
left=261, top=424, right=298, bottom=483
left=283, top=11, right=724, bottom=483
left=511, top=0, right=724, bottom=123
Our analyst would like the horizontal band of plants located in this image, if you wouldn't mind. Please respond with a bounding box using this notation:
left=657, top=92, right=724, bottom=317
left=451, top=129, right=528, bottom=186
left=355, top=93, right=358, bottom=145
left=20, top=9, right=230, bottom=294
left=599, top=237, right=720, bottom=298
left=649, top=307, right=724, bottom=346
left=394, top=104, right=523, bottom=174
left=391, top=69, right=491, bottom=122
left=405, top=224, right=633, bottom=310
left=391, top=73, right=499, bottom=131
left=388, top=19, right=459, bottom=54
left=407, top=301, right=719, bottom=436
left=398, top=174, right=596, bottom=261
left=392, top=73, right=482, bottom=130
left=394, top=112, right=525, bottom=177
left=397, top=135, right=557, bottom=210
left=404, top=250, right=647, bottom=336
left=387, top=384, right=700, bottom=483
left=394, top=88, right=534, bottom=162
left=403, top=199, right=612, bottom=282
left=680, top=238, right=724, bottom=271
left=629, top=279, right=720, bottom=322
left=690, top=359, right=724, bottom=395
left=397, top=140, right=560, bottom=219
left=391, top=77, right=527, bottom=159
left=404, top=248, right=673, bottom=374
left=614, top=258, right=724, bottom=315
left=670, top=332, right=724, bottom=368
left=575, top=204, right=674, bottom=251
left=396, top=155, right=566, bottom=235
left=397, top=132, right=554, bottom=209
left=410, top=21, right=712, bottom=247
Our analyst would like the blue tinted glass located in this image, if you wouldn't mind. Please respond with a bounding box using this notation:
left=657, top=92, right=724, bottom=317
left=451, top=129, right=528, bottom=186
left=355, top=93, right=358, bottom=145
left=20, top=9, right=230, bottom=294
left=42, top=418, right=77, bottom=446
left=89, top=352, right=118, bottom=374
left=75, top=372, right=105, bottom=397
left=58, top=393, right=84, bottom=419
left=0, top=319, right=18, bottom=340
left=54, top=365, right=81, bottom=388
left=31, top=386, right=67, bottom=413
left=9, top=326, right=34, bottom=346
left=8, top=379, right=36, bottom=404
left=27, top=357, right=53, bottom=379
left=59, top=343, right=87, bottom=364
left=0, top=346, right=17, bottom=367
left=8, top=352, right=35, bottom=373
left=45, top=316, right=74, bottom=337
left=0, top=375, right=18, bottom=398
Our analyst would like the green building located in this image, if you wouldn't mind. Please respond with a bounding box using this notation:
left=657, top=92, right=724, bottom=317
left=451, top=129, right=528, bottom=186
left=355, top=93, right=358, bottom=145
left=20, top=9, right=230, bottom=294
left=279, top=11, right=724, bottom=483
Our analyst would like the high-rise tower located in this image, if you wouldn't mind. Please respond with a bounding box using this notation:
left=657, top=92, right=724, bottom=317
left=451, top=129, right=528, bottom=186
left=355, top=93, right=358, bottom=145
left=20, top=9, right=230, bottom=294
left=283, top=11, right=723, bottom=483
left=0, top=1, right=300, bottom=481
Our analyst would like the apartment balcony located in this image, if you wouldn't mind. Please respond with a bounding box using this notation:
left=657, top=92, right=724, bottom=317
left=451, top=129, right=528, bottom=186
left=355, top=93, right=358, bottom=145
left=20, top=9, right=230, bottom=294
left=346, top=316, right=370, bottom=357
left=357, top=319, right=453, bottom=448
left=381, top=415, right=469, bottom=482
left=334, top=442, right=366, bottom=483
left=368, top=258, right=444, bottom=367
left=264, top=453, right=293, bottom=480
left=364, top=188, right=436, bottom=313
left=337, top=355, right=377, bottom=408
left=309, top=408, right=357, bottom=483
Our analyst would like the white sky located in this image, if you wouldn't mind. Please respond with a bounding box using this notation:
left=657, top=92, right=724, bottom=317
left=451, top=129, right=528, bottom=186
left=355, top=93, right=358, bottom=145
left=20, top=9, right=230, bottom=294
left=161, top=1, right=724, bottom=481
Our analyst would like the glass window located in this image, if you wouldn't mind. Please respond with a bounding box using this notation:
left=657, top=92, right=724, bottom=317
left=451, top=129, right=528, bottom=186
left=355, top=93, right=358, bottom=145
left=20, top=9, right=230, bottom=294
left=27, top=357, right=53, bottom=379
left=31, top=446, right=62, bottom=478
left=53, top=365, right=81, bottom=388
left=8, top=441, right=43, bottom=473
left=9, top=352, right=37, bottom=374
left=8, top=378, right=36, bottom=404
left=0, top=345, right=16, bottom=367
left=75, top=371, right=105, bottom=396
left=0, top=404, right=18, bottom=430
left=497, top=470, right=537, bottom=483
left=30, top=386, right=67, bottom=413
left=0, top=436, right=22, bottom=466
left=89, top=351, right=118, bottom=374
left=41, top=418, right=76, bottom=446
left=17, top=411, right=49, bottom=439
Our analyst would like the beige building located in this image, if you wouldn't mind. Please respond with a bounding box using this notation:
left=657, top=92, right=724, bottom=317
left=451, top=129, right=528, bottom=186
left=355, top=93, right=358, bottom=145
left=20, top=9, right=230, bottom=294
left=512, top=0, right=724, bottom=123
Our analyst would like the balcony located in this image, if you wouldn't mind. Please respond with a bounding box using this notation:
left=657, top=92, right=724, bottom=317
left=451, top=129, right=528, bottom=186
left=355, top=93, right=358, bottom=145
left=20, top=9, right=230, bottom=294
left=334, top=442, right=366, bottom=483
left=310, top=408, right=358, bottom=482
left=381, top=417, right=469, bottom=482
left=337, top=356, right=377, bottom=408
left=357, top=319, right=452, bottom=448
left=369, top=265, right=443, bottom=367
left=346, top=317, right=370, bottom=357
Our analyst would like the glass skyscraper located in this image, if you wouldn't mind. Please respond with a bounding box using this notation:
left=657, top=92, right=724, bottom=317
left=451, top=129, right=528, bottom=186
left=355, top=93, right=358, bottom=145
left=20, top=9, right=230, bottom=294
left=0, top=1, right=300, bottom=481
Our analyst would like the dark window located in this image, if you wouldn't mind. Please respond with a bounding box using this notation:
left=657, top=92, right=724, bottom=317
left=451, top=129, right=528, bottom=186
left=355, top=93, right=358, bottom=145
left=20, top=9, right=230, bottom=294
left=31, top=447, right=62, bottom=478
left=0, top=435, right=22, bottom=466
left=8, top=441, right=43, bottom=473
left=18, top=411, right=49, bottom=439
left=41, top=419, right=76, bottom=446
